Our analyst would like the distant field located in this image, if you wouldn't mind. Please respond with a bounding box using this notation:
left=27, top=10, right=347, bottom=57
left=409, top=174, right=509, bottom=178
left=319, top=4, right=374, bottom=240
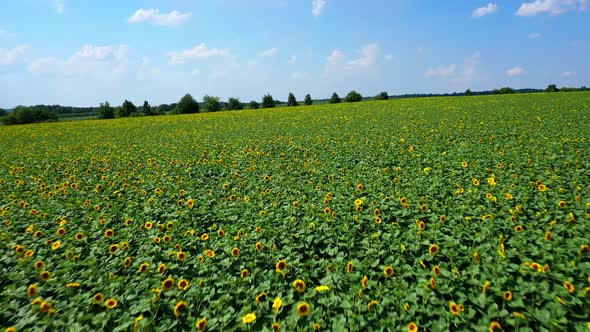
left=1, top=92, right=589, bottom=331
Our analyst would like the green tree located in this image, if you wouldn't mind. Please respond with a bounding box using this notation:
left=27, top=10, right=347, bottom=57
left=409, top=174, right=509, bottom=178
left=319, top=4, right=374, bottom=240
left=262, top=94, right=276, bottom=108
left=374, top=91, right=389, bottom=100
left=143, top=100, right=154, bottom=115
left=226, top=97, right=244, bottom=110
left=174, top=94, right=200, bottom=114
left=1, top=106, right=57, bottom=125
left=117, top=100, right=136, bottom=117
left=330, top=92, right=341, bottom=104
left=287, top=93, right=299, bottom=106
left=465, top=89, right=473, bottom=96
left=345, top=90, right=363, bottom=102
left=98, top=101, right=114, bottom=119
left=249, top=101, right=260, bottom=109
left=202, top=95, right=222, bottom=112
left=304, top=94, right=312, bottom=105
left=545, top=84, right=558, bottom=93
left=0, top=108, right=6, bottom=117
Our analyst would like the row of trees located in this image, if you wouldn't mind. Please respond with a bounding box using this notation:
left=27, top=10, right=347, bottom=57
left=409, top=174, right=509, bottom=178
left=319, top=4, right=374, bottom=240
left=0, top=106, right=58, bottom=125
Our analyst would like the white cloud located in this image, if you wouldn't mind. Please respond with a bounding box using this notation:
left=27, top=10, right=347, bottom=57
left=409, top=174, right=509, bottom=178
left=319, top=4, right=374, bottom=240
left=473, top=3, right=498, bottom=17
left=73, top=44, right=129, bottom=61
left=516, top=0, right=587, bottom=16
left=454, top=51, right=481, bottom=83
left=28, top=57, right=58, bottom=73
left=425, top=64, right=457, bottom=78
left=258, top=48, right=278, bottom=57
left=326, top=50, right=344, bottom=64
left=349, top=43, right=379, bottom=66
left=529, top=32, right=542, bottom=39
left=128, top=8, right=192, bottom=27
left=56, top=0, right=64, bottom=14
left=312, top=0, right=327, bottom=17
left=292, top=72, right=310, bottom=80
left=560, top=71, right=574, bottom=77
left=0, top=45, right=27, bottom=65
left=506, top=66, right=525, bottom=76
left=288, top=55, right=297, bottom=65
left=168, top=43, right=231, bottom=64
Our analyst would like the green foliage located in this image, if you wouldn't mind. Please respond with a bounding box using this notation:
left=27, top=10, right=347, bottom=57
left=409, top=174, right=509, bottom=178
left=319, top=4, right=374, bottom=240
left=174, top=94, right=200, bottom=114
left=0, top=108, right=6, bottom=117
left=374, top=91, right=389, bottom=100
left=545, top=84, right=558, bottom=93
left=142, top=100, right=154, bottom=116
left=226, top=97, right=244, bottom=111
left=1, top=105, right=58, bottom=125
left=202, top=95, right=222, bottom=113
left=345, top=90, right=363, bottom=102
left=330, top=92, right=341, bottom=104
left=249, top=101, right=260, bottom=109
left=98, top=101, right=114, bottom=119
left=465, top=89, right=473, bottom=96
left=262, top=94, right=276, bottom=108
left=117, top=100, right=137, bottom=117
left=492, top=87, right=515, bottom=94
left=304, top=94, right=312, bottom=106
left=287, top=93, right=299, bottom=107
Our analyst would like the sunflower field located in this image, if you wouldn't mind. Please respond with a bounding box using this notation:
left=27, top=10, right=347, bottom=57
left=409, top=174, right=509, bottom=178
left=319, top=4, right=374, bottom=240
left=1, top=92, right=589, bottom=331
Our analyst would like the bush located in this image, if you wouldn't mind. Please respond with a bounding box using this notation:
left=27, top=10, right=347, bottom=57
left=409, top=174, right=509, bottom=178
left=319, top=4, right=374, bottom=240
left=98, top=101, right=114, bottom=119
left=249, top=101, right=260, bottom=109
left=374, top=92, right=389, bottom=100
left=304, top=94, right=312, bottom=106
left=345, top=90, right=363, bottom=102
left=262, top=94, right=276, bottom=108
left=330, top=93, right=341, bottom=104
left=1, top=106, right=58, bottom=125
left=226, top=97, right=244, bottom=111
left=287, top=93, right=299, bottom=107
left=202, top=95, right=222, bottom=112
left=174, top=94, right=200, bottom=114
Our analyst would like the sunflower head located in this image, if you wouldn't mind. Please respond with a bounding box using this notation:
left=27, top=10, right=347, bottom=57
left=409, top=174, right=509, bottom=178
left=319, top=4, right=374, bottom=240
left=296, top=302, right=311, bottom=317
left=162, top=277, right=175, bottom=291
left=105, top=298, right=118, bottom=309
left=293, top=279, right=306, bottom=293
left=195, top=318, right=207, bottom=331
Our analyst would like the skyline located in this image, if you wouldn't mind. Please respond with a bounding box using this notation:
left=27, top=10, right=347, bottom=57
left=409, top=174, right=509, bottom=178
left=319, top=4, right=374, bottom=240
left=1, top=0, right=589, bottom=108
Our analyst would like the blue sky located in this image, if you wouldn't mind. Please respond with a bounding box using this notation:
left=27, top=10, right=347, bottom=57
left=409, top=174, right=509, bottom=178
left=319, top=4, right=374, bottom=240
left=1, top=0, right=589, bottom=108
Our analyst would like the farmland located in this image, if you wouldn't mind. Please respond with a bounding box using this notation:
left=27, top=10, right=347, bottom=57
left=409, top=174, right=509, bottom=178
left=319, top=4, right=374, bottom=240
left=1, top=92, right=589, bottom=331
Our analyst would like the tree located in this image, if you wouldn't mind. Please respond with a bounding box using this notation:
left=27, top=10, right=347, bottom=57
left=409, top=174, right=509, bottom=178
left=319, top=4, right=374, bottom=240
left=304, top=94, right=312, bottom=105
left=143, top=100, right=154, bottom=115
left=202, top=95, right=222, bottom=112
left=1, top=106, right=57, bottom=125
left=226, top=97, right=244, bottom=111
left=117, top=100, right=136, bottom=117
left=465, top=89, right=473, bottom=96
left=492, top=87, right=515, bottom=95
left=174, top=94, right=200, bottom=114
left=374, top=91, right=389, bottom=100
left=345, top=90, right=363, bottom=102
left=545, top=84, right=558, bottom=93
left=330, top=92, right=341, bottom=104
left=249, top=101, right=260, bottom=109
left=0, top=108, right=6, bottom=117
left=262, top=94, right=276, bottom=108
left=98, top=101, right=114, bottom=119
left=287, top=93, right=299, bottom=107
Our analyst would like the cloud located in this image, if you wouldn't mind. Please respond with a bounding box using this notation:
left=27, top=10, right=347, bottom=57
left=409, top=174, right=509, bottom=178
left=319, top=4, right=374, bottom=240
left=506, top=66, right=525, bottom=76
left=326, top=50, right=344, bottom=64
left=312, top=0, right=327, bottom=17
left=288, top=55, right=297, bottom=65
left=560, top=71, right=574, bottom=77
left=425, top=64, right=457, bottom=78
left=191, top=68, right=200, bottom=76
left=0, top=45, right=27, bottom=65
left=292, top=72, right=310, bottom=80
left=384, top=54, right=394, bottom=61
left=28, top=57, right=58, bottom=73
left=56, top=0, right=64, bottom=14
left=348, top=43, right=379, bottom=66
left=73, top=44, right=129, bottom=61
left=168, top=43, right=231, bottom=64
left=516, top=0, right=587, bottom=16
left=258, top=48, right=278, bottom=57
left=473, top=3, right=498, bottom=17
left=529, top=32, right=542, bottom=39
left=128, top=8, right=192, bottom=27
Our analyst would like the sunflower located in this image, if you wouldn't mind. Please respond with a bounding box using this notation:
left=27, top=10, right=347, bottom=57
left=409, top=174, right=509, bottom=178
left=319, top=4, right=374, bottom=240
left=429, top=277, right=437, bottom=289
left=315, top=285, right=330, bottom=292
left=354, top=199, right=362, bottom=206
left=34, top=231, right=43, bottom=238
left=297, top=302, right=311, bottom=316
left=231, top=247, right=240, bottom=257
left=544, top=231, right=552, bottom=241
left=489, top=321, right=501, bottom=332
left=346, top=261, right=354, bottom=273
left=374, top=208, right=381, bottom=216
left=367, top=300, right=379, bottom=311
left=217, top=229, right=225, bottom=237
left=356, top=205, right=363, bottom=212
left=449, top=301, right=461, bottom=315
left=482, top=280, right=491, bottom=294
left=275, top=259, right=287, bottom=273
left=254, top=242, right=264, bottom=252
left=157, top=263, right=167, bottom=273
left=240, top=268, right=250, bottom=278
left=104, top=229, right=114, bottom=238
left=408, top=322, right=418, bottom=332
left=178, top=279, right=190, bottom=291
left=40, top=270, right=51, bottom=281
left=39, top=301, right=52, bottom=313
left=514, top=225, right=524, bottom=232
left=5, top=327, right=16, bottom=332
left=195, top=318, right=207, bottom=331
left=162, top=277, right=175, bottom=291
left=563, top=281, right=575, bottom=294
left=162, top=235, right=171, bottom=242
left=51, top=241, right=61, bottom=250
left=404, top=303, right=410, bottom=311
left=256, top=291, right=267, bottom=303
left=293, top=279, right=306, bottom=293
left=383, top=266, right=394, bottom=278
left=242, top=313, right=256, bottom=324
left=34, top=260, right=44, bottom=270
left=93, top=292, right=104, bottom=303
left=361, top=275, right=368, bottom=288
left=27, top=284, right=38, bottom=297
left=428, top=244, right=439, bottom=255
left=139, top=263, right=149, bottom=273
left=271, top=297, right=283, bottom=312
left=417, top=221, right=426, bottom=230
left=173, top=301, right=188, bottom=317
left=144, top=221, right=153, bottom=230
left=105, top=298, right=118, bottom=309
left=358, top=290, right=364, bottom=299
left=75, top=232, right=84, bottom=240
left=461, top=161, right=468, bottom=168
left=177, top=251, right=187, bottom=261
left=558, top=200, right=566, bottom=208
left=201, top=233, right=209, bottom=241
left=56, top=227, right=66, bottom=236
left=204, top=250, right=215, bottom=258
left=108, top=244, right=119, bottom=254
left=313, top=323, right=321, bottom=331
left=503, top=291, right=512, bottom=301
left=420, top=204, right=428, bottom=212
